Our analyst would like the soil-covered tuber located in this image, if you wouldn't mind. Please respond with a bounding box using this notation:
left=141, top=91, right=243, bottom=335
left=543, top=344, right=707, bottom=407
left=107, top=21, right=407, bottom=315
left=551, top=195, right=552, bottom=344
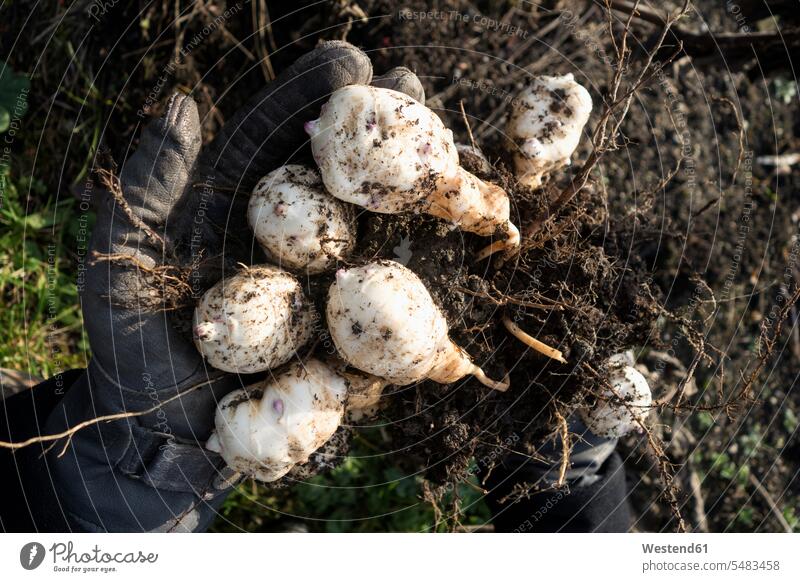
left=508, top=73, right=592, bottom=188
left=248, top=165, right=356, bottom=274
left=306, top=85, right=519, bottom=260
left=206, top=359, right=347, bottom=482
left=581, top=353, right=652, bottom=438
left=193, top=265, right=315, bottom=373
left=326, top=260, right=508, bottom=391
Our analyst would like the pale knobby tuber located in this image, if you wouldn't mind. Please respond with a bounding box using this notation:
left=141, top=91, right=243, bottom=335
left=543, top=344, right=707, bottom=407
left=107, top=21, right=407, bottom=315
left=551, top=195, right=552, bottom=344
left=507, top=73, right=593, bottom=188
left=193, top=265, right=315, bottom=374
left=305, top=85, right=519, bottom=260
left=326, top=260, right=509, bottom=391
left=248, top=165, right=356, bottom=274
left=206, top=359, right=348, bottom=482
left=581, top=353, right=653, bottom=438
left=327, top=358, right=390, bottom=422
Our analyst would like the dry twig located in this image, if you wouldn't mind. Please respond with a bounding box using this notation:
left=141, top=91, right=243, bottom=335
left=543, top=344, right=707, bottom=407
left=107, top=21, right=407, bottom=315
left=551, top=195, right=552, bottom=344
left=527, top=0, right=690, bottom=238
left=583, top=362, right=687, bottom=532
left=96, top=168, right=166, bottom=252
left=0, top=378, right=218, bottom=454
left=748, top=472, right=793, bottom=533
left=554, top=410, right=571, bottom=488
left=458, top=100, right=477, bottom=151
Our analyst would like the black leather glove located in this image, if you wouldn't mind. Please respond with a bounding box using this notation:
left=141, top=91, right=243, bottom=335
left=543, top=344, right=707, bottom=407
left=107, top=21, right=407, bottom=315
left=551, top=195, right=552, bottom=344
left=37, top=41, right=424, bottom=532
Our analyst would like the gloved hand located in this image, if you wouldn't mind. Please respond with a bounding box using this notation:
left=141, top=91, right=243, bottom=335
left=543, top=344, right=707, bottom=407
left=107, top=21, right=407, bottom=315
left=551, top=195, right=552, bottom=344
left=482, top=416, right=632, bottom=532
left=37, top=41, right=424, bottom=532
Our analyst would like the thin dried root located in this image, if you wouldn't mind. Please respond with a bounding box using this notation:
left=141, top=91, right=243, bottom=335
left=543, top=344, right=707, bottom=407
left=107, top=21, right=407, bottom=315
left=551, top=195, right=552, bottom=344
left=554, top=410, right=571, bottom=488
left=0, top=377, right=219, bottom=454
left=475, top=223, right=521, bottom=262
left=471, top=366, right=510, bottom=392
left=502, top=316, right=567, bottom=364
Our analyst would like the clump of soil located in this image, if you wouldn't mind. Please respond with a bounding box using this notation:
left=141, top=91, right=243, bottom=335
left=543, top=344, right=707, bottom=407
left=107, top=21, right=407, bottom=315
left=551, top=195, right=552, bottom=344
left=329, top=146, right=665, bottom=490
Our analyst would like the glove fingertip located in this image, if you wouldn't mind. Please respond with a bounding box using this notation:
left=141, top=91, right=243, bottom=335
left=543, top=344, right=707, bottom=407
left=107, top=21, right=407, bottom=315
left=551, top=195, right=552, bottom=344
left=283, top=40, right=373, bottom=100
left=196, top=42, right=372, bottom=192
left=372, top=67, right=426, bottom=103
left=158, top=93, right=202, bottom=160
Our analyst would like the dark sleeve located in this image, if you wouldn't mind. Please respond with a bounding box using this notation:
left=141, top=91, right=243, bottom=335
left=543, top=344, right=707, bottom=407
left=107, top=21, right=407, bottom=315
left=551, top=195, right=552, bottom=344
left=0, top=370, right=82, bottom=532
left=483, top=451, right=633, bottom=533
left=2, top=370, right=232, bottom=532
